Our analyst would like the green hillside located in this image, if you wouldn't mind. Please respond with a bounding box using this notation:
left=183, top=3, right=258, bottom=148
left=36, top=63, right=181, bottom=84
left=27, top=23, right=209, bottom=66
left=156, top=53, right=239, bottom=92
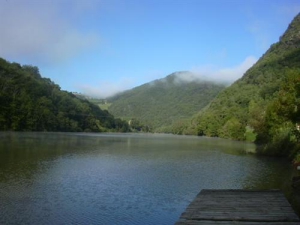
left=0, top=58, right=129, bottom=132
left=108, top=72, right=226, bottom=132
left=190, top=13, right=300, bottom=159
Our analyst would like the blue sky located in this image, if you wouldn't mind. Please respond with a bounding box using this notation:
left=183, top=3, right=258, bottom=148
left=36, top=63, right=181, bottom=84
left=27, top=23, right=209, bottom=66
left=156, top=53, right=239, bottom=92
left=1, top=0, right=299, bottom=98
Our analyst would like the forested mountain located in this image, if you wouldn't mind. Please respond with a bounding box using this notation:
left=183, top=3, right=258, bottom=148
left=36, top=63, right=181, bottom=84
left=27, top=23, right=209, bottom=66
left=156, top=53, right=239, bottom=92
left=190, top=13, right=300, bottom=159
left=108, top=72, right=226, bottom=132
left=0, top=58, right=129, bottom=132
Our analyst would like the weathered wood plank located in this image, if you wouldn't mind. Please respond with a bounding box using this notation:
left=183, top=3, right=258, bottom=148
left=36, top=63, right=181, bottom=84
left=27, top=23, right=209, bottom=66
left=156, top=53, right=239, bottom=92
left=176, top=189, right=300, bottom=225
left=176, top=220, right=300, bottom=225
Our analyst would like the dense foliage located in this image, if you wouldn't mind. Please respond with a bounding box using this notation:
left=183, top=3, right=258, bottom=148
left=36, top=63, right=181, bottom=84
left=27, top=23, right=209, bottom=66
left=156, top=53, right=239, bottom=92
left=255, top=70, right=300, bottom=159
left=0, top=58, right=129, bottom=132
left=108, top=72, right=226, bottom=132
left=190, top=13, right=300, bottom=160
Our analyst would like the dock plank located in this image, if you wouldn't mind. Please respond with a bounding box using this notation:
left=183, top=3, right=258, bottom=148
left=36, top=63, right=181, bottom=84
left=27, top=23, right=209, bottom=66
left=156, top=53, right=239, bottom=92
left=176, top=220, right=300, bottom=225
left=176, top=190, right=300, bottom=225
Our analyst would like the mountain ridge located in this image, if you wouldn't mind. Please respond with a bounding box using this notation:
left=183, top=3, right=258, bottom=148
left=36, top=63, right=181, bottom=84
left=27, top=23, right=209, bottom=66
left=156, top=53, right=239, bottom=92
left=190, top=13, right=300, bottom=158
left=107, top=71, right=226, bottom=132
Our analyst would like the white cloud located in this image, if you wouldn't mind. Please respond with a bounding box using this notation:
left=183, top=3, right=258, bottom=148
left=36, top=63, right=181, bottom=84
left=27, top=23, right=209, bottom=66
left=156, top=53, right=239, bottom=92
left=175, top=56, right=257, bottom=84
left=77, top=78, right=135, bottom=98
left=214, top=56, right=257, bottom=82
left=79, top=56, right=258, bottom=98
left=0, top=0, right=101, bottom=64
left=48, top=31, right=99, bottom=63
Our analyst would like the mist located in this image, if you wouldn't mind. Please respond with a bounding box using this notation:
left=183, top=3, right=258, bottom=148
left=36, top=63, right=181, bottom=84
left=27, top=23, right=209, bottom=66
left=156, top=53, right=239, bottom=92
left=175, top=56, right=257, bottom=85
left=78, top=56, right=257, bottom=98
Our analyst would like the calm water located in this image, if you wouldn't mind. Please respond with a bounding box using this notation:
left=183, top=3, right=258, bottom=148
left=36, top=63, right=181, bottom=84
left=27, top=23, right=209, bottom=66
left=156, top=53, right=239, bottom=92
left=0, top=132, right=298, bottom=225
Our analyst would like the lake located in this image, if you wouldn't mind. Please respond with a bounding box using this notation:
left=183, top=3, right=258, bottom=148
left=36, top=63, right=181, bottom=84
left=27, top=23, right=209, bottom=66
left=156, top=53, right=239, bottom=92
left=0, top=132, right=298, bottom=225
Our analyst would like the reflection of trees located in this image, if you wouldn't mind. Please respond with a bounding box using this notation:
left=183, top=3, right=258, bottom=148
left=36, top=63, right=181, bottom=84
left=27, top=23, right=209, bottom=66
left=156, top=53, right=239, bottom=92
left=0, top=132, right=117, bottom=182
left=1, top=133, right=299, bottom=217
left=242, top=156, right=300, bottom=216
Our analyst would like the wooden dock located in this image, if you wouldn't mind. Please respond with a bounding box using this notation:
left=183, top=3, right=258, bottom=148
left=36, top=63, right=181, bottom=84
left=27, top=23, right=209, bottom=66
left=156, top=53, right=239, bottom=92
left=175, top=189, right=300, bottom=225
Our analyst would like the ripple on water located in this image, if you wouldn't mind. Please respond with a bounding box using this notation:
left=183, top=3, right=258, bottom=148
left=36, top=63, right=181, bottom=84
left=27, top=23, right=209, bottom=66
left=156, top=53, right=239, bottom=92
left=0, top=133, right=294, bottom=225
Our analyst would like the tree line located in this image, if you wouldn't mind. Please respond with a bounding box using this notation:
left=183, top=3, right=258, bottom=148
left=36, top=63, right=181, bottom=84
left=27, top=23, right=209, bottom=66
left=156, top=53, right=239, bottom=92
left=0, top=58, right=130, bottom=132
left=183, top=14, right=300, bottom=162
left=107, top=72, right=226, bottom=132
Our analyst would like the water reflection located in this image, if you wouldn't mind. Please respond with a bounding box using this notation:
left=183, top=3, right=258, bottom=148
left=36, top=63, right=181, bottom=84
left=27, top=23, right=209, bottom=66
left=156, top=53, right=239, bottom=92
left=0, top=132, right=297, bottom=224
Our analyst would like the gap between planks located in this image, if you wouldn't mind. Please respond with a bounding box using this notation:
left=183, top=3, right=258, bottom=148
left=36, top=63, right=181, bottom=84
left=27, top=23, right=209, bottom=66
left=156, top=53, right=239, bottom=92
left=175, top=189, right=300, bottom=225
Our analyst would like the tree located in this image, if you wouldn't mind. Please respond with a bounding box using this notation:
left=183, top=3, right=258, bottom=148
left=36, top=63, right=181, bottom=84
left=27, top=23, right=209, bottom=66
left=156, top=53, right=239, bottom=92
left=0, top=57, right=130, bottom=133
